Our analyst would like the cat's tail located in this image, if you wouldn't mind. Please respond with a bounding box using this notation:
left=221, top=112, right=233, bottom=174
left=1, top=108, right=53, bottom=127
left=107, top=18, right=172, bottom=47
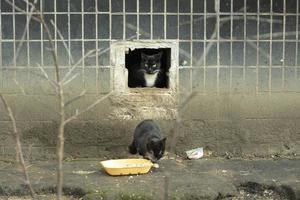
left=128, top=141, right=137, bottom=154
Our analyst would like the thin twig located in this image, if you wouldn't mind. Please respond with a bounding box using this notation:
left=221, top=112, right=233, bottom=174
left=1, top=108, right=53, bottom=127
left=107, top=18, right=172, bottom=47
left=179, top=14, right=283, bottom=26
left=61, top=49, right=99, bottom=82
left=0, top=94, right=36, bottom=199
left=169, top=8, right=243, bottom=153
left=62, top=73, right=79, bottom=86
left=4, top=0, right=41, bottom=22
left=36, top=63, right=59, bottom=90
left=13, top=78, right=27, bottom=95
left=64, top=91, right=113, bottom=124
left=14, top=0, right=37, bottom=65
left=250, top=31, right=298, bottom=40
left=37, top=12, right=66, bottom=200
left=50, top=20, right=74, bottom=64
left=62, top=44, right=114, bottom=82
left=246, top=40, right=270, bottom=59
left=4, top=0, right=37, bottom=96
left=64, top=90, right=86, bottom=107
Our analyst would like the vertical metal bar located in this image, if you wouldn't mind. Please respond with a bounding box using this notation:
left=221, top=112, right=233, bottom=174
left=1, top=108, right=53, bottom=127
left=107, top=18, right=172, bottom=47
left=109, top=0, right=113, bottom=92
left=109, top=0, right=112, bottom=42
left=68, top=0, right=71, bottom=66
left=27, top=2, right=30, bottom=66
left=190, top=0, right=193, bottom=92
left=123, top=0, right=125, bottom=39
left=177, top=0, right=179, bottom=42
left=230, top=0, right=233, bottom=92
left=216, top=0, right=220, bottom=94
left=137, top=0, right=140, bottom=40
left=150, top=0, right=153, bottom=39
left=26, top=0, right=30, bottom=87
left=0, top=0, right=2, bottom=88
left=269, top=0, right=273, bottom=93
left=256, top=0, right=260, bottom=94
left=243, top=0, right=246, bottom=87
left=203, top=0, right=207, bottom=92
left=13, top=0, right=16, bottom=68
left=41, top=0, right=44, bottom=67
left=12, top=0, right=17, bottom=89
left=81, top=0, right=85, bottom=88
left=282, top=0, right=286, bottom=89
left=95, top=0, right=99, bottom=94
left=164, top=0, right=167, bottom=40
left=54, top=0, right=57, bottom=58
left=296, top=0, right=299, bottom=81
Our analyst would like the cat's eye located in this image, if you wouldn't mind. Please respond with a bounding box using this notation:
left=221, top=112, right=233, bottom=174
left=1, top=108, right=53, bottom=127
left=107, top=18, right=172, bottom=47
left=145, top=64, right=148, bottom=67
left=153, top=64, right=156, bottom=67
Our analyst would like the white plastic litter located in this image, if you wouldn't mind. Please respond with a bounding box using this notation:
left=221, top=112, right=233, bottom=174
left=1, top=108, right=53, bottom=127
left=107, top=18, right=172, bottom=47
left=186, top=147, right=204, bottom=159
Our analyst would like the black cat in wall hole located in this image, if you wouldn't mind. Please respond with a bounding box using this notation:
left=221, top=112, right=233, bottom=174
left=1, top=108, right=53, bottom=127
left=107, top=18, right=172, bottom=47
left=126, top=48, right=171, bottom=88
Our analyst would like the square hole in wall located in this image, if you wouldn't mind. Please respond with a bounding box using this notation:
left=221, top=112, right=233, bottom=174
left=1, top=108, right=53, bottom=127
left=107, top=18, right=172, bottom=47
left=111, top=41, right=178, bottom=94
left=125, top=48, right=171, bottom=88
left=111, top=41, right=178, bottom=120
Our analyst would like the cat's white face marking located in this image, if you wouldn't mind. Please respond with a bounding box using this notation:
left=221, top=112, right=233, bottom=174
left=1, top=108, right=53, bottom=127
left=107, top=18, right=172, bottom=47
left=144, top=72, right=158, bottom=87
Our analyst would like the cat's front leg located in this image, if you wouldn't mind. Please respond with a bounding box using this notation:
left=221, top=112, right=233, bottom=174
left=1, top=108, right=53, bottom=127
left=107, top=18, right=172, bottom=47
left=144, top=152, right=158, bottom=163
left=128, top=141, right=137, bottom=154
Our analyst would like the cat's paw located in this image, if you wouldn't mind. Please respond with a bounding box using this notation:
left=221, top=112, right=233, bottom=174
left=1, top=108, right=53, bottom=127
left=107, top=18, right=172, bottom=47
left=153, top=163, right=159, bottom=168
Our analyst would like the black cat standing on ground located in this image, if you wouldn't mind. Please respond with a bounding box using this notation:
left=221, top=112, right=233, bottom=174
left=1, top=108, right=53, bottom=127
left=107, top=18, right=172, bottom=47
left=129, top=120, right=166, bottom=163
left=128, top=51, right=167, bottom=88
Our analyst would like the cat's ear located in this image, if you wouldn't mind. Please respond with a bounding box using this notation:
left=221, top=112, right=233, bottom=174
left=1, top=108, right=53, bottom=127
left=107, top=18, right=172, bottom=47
left=141, top=52, right=147, bottom=61
left=161, top=137, right=167, bottom=144
left=155, top=52, right=163, bottom=60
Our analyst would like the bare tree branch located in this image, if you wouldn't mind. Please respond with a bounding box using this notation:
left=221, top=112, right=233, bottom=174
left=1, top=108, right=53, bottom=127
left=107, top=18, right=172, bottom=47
left=64, top=90, right=86, bottom=107
left=169, top=8, right=245, bottom=154
left=50, top=20, right=74, bottom=64
left=179, top=10, right=282, bottom=26
left=0, top=94, right=36, bottom=199
left=14, top=0, right=37, bottom=65
left=4, top=0, right=41, bottom=22
left=13, top=78, right=27, bottom=95
left=62, top=48, right=109, bottom=83
left=32, top=9, right=66, bottom=199
left=62, top=73, right=79, bottom=86
left=251, top=31, right=298, bottom=40
left=64, top=91, right=113, bottom=124
left=246, top=40, right=270, bottom=59
left=37, top=63, right=59, bottom=90
left=60, top=33, right=133, bottom=84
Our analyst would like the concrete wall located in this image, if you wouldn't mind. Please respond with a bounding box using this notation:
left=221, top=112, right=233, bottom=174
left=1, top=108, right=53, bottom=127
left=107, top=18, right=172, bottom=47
left=0, top=90, right=299, bottom=160
left=0, top=0, right=300, bottom=160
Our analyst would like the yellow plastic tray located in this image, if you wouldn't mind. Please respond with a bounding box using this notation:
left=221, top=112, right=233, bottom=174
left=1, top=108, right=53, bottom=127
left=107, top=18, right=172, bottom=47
left=100, top=159, right=154, bottom=176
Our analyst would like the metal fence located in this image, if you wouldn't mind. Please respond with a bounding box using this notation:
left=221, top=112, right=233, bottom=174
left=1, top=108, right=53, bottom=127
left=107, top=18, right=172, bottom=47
left=0, top=0, right=299, bottom=94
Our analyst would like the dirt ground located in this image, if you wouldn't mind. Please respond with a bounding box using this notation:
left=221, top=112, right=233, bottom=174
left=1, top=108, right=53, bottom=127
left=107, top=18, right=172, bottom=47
left=0, top=190, right=291, bottom=200
left=0, top=195, right=78, bottom=200
left=0, top=156, right=299, bottom=200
